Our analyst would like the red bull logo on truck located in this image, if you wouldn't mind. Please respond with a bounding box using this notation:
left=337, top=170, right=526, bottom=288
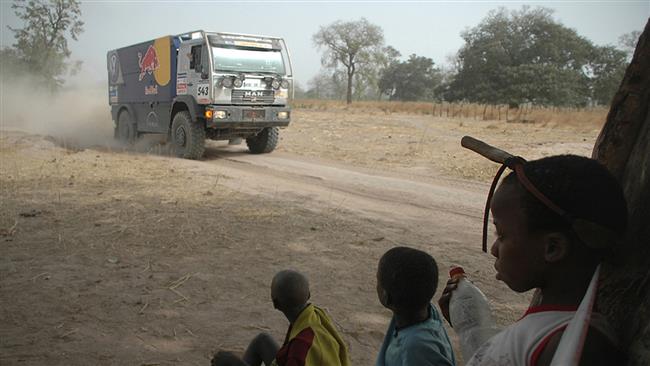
left=138, top=45, right=160, bottom=81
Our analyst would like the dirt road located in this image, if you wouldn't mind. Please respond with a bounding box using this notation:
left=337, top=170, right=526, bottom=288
left=1, top=107, right=600, bottom=365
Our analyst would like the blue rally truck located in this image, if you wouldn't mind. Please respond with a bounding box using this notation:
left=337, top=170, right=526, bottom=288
left=107, top=30, right=293, bottom=159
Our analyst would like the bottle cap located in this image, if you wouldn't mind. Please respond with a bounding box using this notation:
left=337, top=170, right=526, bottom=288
left=449, top=266, right=465, bottom=278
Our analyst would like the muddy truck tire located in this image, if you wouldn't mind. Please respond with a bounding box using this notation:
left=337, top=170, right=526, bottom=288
left=171, top=111, right=206, bottom=159
left=246, top=127, right=279, bottom=154
left=116, top=110, right=136, bottom=145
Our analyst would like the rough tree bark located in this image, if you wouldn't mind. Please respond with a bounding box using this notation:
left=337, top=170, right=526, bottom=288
left=592, top=19, right=650, bottom=366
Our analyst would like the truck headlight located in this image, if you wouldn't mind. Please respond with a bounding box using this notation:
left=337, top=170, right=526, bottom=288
left=233, top=77, right=243, bottom=88
left=277, top=111, right=289, bottom=120
left=271, top=79, right=280, bottom=90
left=215, top=110, right=228, bottom=119
left=221, top=77, right=233, bottom=88
left=280, top=79, right=290, bottom=89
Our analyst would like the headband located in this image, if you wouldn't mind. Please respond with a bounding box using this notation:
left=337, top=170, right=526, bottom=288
left=461, top=136, right=618, bottom=253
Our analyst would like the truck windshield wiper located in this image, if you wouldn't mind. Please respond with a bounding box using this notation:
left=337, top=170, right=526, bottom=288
left=214, top=68, right=242, bottom=73
left=215, top=69, right=282, bottom=76
left=246, top=71, right=283, bottom=76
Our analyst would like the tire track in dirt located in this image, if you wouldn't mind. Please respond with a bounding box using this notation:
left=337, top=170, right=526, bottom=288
left=198, top=145, right=488, bottom=235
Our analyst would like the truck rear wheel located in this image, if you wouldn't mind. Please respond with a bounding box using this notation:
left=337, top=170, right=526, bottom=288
left=246, top=127, right=279, bottom=154
left=171, top=111, right=206, bottom=159
left=116, top=110, right=136, bottom=144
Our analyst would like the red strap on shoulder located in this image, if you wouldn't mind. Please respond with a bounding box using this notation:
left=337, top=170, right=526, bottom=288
left=523, top=305, right=579, bottom=318
left=530, top=325, right=568, bottom=366
left=277, top=327, right=315, bottom=366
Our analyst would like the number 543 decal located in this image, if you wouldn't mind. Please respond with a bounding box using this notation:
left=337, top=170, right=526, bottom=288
left=197, top=84, right=209, bottom=96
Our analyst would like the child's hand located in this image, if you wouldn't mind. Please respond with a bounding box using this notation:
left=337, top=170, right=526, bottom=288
left=438, top=277, right=460, bottom=326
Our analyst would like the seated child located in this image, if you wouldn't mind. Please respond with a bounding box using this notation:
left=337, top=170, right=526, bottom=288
left=212, top=269, right=350, bottom=366
left=439, top=155, right=628, bottom=365
left=375, top=246, right=456, bottom=366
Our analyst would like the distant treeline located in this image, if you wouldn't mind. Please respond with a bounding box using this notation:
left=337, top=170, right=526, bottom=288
left=307, top=7, right=640, bottom=108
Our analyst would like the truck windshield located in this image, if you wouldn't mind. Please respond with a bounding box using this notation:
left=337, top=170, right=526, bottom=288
left=212, top=46, right=285, bottom=75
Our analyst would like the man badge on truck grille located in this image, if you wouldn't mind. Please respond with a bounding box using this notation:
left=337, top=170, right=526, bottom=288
left=244, top=91, right=264, bottom=102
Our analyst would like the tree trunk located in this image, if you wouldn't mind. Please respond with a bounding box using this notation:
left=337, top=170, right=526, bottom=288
left=346, top=69, right=353, bottom=105
left=592, top=19, right=650, bottom=366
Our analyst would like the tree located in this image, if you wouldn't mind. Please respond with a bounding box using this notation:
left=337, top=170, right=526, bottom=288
left=355, top=45, right=401, bottom=100
left=4, top=0, right=84, bottom=91
left=445, top=6, right=624, bottom=107
left=305, top=70, right=345, bottom=99
left=592, top=19, right=649, bottom=366
left=313, top=18, right=384, bottom=104
left=587, top=45, right=628, bottom=105
left=378, top=54, right=443, bottom=101
left=619, top=30, right=642, bottom=61
left=292, top=81, right=307, bottom=99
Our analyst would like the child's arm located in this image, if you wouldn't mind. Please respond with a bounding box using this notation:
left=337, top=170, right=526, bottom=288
left=534, top=326, right=625, bottom=366
left=402, top=340, right=455, bottom=366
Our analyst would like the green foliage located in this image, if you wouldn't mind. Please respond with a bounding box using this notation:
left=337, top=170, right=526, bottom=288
left=618, top=30, right=642, bottom=60
left=355, top=45, right=401, bottom=100
left=313, top=18, right=385, bottom=104
left=588, top=46, right=628, bottom=105
left=305, top=70, right=346, bottom=100
left=3, top=0, right=84, bottom=91
left=0, top=48, right=31, bottom=76
left=444, top=6, right=627, bottom=106
left=378, top=54, right=442, bottom=101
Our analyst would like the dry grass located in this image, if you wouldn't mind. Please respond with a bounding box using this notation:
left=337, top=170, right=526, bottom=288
left=292, top=99, right=608, bottom=130
left=1, top=106, right=599, bottom=364
left=0, top=134, right=397, bottom=365
left=279, top=108, right=602, bottom=183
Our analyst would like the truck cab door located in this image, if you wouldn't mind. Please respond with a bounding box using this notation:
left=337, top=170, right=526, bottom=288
left=176, top=41, right=211, bottom=104
left=188, top=43, right=211, bottom=105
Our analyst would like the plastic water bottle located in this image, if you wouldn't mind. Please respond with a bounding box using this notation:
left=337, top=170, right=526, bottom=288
left=448, top=266, right=499, bottom=359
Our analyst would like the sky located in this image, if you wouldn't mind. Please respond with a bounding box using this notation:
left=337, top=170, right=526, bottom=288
left=1, top=0, right=649, bottom=88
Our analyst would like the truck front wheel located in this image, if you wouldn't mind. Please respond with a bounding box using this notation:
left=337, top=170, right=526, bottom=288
left=246, top=127, right=279, bottom=154
left=170, top=111, right=206, bottom=159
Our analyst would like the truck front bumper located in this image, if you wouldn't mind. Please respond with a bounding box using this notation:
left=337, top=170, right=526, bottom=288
left=205, top=105, right=291, bottom=129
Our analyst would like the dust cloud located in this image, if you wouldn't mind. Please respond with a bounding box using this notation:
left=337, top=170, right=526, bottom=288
left=0, top=78, right=120, bottom=149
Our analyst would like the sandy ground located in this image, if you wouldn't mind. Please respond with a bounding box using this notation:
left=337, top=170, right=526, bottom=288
left=0, top=103, right=602, bottom=365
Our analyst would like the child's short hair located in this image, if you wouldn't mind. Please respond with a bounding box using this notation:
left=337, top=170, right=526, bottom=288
left=379, top=246, right=439, bottom=310
left=502, top=155, right=627, bottom=245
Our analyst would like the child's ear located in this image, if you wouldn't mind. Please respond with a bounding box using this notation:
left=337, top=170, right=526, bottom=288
left=543, top=232, right=570, bottom=263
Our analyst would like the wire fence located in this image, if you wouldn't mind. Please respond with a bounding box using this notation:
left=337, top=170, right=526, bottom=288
left=292, top=99, right=609, bottom=127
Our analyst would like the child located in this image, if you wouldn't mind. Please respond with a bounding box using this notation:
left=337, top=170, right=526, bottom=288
left=375, top=246, right=456, bottom=366
left=212, top=270, right=350, bottom=366
left=439, top=155, right=628, bottom=365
